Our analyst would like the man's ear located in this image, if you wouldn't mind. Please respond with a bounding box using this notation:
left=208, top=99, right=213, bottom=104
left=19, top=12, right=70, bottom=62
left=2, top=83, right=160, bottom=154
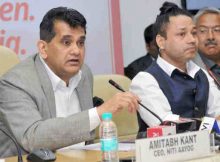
left=146, top=44, right=150, bottom=52
left=156, top=34, right=165, bottom=51
left=37, top=40, right=48, bottom=59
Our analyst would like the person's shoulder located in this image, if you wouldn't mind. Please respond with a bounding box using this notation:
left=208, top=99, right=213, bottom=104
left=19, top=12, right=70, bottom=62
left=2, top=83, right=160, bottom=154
left=128, top=55, right=149, bottom=67
left=192, top=53, right=207, bottom=70
left=81, top=64, right=93, bottom=81
left=81, top=64, right=92, bottom=75
left=0, top=54, right=38, bottom=82
left=131, top=71, right=159, bottom=88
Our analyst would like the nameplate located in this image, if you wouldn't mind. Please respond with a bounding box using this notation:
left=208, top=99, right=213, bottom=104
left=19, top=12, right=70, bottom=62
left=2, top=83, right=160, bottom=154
left=136, top=131, right=211, bottom=162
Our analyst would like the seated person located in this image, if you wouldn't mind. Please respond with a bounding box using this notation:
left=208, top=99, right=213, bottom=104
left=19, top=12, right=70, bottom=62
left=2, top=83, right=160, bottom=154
left=124, top=23, right=158, bottom=79
left=194, top=7, right=220, bottom=88
left=0, top=7, right=139, bottom=158
left=130, top=2, right=220, bottom=133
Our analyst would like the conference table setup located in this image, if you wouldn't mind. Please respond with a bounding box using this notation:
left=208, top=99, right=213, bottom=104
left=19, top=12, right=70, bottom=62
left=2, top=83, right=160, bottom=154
left=3, top=148, right=220, bottom=162
left=3, top=124, right=220, bottom=162
left=1, top=0, right=220, bottom=162
left=2, top=75, right=220, bottom=162
left=3, top=149, right=135, bottom=162
left=3, top=139, right=220, bottom=162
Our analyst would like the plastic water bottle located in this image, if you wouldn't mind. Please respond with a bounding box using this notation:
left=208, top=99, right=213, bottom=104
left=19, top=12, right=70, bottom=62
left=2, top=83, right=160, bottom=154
left=99, top=112, right=119, bottom=162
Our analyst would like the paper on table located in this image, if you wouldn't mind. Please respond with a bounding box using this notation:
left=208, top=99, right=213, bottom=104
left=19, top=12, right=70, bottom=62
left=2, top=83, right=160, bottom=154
left=69, top=142, right=135, bottom=151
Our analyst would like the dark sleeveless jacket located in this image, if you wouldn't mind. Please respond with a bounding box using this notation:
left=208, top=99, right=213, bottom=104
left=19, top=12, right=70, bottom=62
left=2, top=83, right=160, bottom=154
left=137, top=62, right=209, bottom=133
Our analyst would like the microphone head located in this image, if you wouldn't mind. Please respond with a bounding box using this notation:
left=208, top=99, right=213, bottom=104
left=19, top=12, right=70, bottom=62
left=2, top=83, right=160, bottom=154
left=93, top=96, right=104, bottom=107
left=108, top=79, right=125, bottom=92
left=108, top=79, right=116, bottom=86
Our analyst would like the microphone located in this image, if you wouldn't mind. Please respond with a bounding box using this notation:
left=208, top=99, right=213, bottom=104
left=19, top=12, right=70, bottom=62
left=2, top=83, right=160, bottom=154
left=109, top=79, right=125, bottom=92
left=108, top=79, right=163, bottom=124
left=0, top=128, right=23, bottom=162
left=93, top=96, right=104, bottom=107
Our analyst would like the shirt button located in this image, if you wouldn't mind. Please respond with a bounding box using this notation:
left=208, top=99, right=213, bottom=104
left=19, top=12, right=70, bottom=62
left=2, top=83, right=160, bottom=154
left=193, top=89, right=197, bottom=94
left=194, top=107, right=199, bottom=111
left=183, top=76, right=187, bottom=79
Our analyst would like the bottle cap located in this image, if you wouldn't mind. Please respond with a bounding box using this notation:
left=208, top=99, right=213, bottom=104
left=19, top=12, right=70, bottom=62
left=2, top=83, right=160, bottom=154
left=102, top=112, right=112, bottom=120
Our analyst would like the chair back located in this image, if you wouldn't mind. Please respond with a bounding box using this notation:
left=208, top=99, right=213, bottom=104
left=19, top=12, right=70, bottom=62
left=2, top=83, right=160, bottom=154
left=0, top=46, right=20, bottom=76
left=93, top=74, right=138, bottom=141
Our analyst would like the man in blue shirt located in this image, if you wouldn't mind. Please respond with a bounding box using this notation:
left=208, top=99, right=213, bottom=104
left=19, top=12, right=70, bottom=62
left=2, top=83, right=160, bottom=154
left=124, top=24, right=158, bottom=79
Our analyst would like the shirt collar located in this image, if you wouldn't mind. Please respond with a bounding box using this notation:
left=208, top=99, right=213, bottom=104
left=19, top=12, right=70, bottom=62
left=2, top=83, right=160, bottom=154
left=156, top=56, right=201, bottom=78
left=39, top=55, right=81, bottom=91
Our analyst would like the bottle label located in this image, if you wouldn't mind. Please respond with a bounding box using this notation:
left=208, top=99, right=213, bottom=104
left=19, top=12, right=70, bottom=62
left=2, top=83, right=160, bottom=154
left=100, top=138, right=118, bottom=151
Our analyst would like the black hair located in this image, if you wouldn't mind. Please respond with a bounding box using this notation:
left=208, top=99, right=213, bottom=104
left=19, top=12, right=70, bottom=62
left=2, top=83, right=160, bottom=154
left=144, top=24, right=154, bottom=44
left=40, top=7, right=87, bottom=42
left=154, top=2, right=192, bottom=39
